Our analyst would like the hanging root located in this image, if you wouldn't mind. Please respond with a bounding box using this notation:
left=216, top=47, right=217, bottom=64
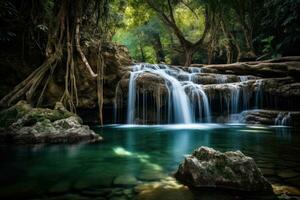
left=75, top=17, right=97, bottom=78
left=97, top=43, right=105, bottom=126
left=60, top=17, right=79, bottom=113
left=0, top=52, right=61, bottom=107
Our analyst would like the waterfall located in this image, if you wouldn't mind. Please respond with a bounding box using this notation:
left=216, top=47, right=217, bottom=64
left=120, top=63, right=266, bottom=124
left=163, top=71, right=192, bottom=124
left=230, top=84, right=241, bottom=114
left=217, top=75, right=228, bottom=84
left=184, top=83, right=211, bottom=123
left=239, top=76, right=249, bottom=82
left=126, top=64, right=194, bottom=124
left=255, top=80, right=263, bottom=108
left=275, top=112, right=291, bottom=126
left=188, top=67, right=202, bottom=73
left=127, top=65, right=143, bottom=124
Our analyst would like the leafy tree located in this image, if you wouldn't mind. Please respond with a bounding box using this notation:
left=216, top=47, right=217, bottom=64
left=146, top=0, right=209, bottom=66
left=258, top=0, right=300, bottom=58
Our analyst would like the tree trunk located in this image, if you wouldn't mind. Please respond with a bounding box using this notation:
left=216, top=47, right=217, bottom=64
left=207, top=46, right=213, bottom=64
left=153, top=32, right=165, bottom=63
left=139, top=42, right=146, bottom=62
left=225, top=45, right=232, bottom=64
left=184, top=49, right=194, bottom=67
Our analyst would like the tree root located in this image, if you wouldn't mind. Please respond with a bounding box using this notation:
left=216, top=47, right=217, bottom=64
left=0, top=52, right=61, bottom=106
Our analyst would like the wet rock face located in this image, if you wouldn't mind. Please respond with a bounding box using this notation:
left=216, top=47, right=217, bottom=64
left=115, top=57, right=300, bottom=124
left=240, top=110, right=300, bottom=127
left=174, top=146, right=272, bottom=192
left=201, top=57, right=300, bottom=79
left=119, top=72, right=168, bottom=95
left=178, top=73, right=257, bottom=85
left=0, top=101, right=101, bottom=144
left=76, top=42, right=132, bottom=108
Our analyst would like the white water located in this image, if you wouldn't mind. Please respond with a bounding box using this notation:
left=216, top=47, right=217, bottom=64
left=255, top=80, right=263, bottom=108
left=126, top=64, right=194, bottom=124
left=275, top=112, right=291, bottom=126
left=119, top=63, right=267, bottom=125
left=230, top=84, right=241, bottom=114
left=127, top=65, right=143, bottom=124
left=184, top=83, right=211, bottom=123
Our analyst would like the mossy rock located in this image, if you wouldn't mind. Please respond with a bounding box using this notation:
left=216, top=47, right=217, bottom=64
left=18, top=107, right=77, bottom=127
left=0, top=101, right=31, bottom=127
left=0, top=101, right=79, bottom=128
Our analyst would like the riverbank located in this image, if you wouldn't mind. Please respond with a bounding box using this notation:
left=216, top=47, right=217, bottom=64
left=0, top=101, right=101, bottom=144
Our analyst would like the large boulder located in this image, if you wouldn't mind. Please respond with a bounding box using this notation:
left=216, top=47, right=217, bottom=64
left=174, top=147, right=272, bottom=192
left=0, top=101, right=101, bottom=144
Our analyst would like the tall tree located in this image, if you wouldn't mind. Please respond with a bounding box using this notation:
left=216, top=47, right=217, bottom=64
left=146, top=0, right=209, bottom=66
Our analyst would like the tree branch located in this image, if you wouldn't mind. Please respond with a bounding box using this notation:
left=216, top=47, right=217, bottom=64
left=180, top=0, right=199, bottom=19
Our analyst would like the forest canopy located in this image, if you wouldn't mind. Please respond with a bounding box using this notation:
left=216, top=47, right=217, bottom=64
left=1, top=0, right=299, bottom=66
left=112, top=0, right=300, bottom=65
left=0, top=0, right=299, bottom=124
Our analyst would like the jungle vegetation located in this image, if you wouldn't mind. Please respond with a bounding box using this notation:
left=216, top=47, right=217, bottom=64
left=113, top=0, right=300, bottom=65
left=0, top=0, right=299, bottom=124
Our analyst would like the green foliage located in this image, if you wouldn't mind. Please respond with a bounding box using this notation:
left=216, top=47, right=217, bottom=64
left=259, top=0, right=300, bottom=57
left=0, top=101, right=77, bottom=128
left=1, top=0, right=299, bottom=65
left=174, top=4, right=205, bottom=43
left=112, top=1, right=169, bottom=63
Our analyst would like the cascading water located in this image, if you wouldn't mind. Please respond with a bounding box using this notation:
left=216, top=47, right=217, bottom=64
left=126, top=65, right=142, bottom=124
left=184, top=83, right=211, bottom=123
left=255, top=80, right=264, bottom=108
left=116, top=63, right=266, bottom=124
left=239, top=78, right=250, bottom=110
left=230, top=84, right=241, bottom=114
left=275, top=112, right=291, bottom=126
left=126, top=64, right=195, bottom=124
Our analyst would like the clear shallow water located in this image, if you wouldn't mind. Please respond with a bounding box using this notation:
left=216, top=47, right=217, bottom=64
left=0, top=124, right=300, bottom=199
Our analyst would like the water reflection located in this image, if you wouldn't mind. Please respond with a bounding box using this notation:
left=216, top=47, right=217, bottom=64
left=0, top=125, right=299, bottom=199
left=172, top=131, right=191, bottom=161
left=273, top=126, right=292, bottom=141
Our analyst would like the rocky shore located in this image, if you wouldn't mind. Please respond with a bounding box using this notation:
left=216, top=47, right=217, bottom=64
left=0, top=101, right=101, bottom=144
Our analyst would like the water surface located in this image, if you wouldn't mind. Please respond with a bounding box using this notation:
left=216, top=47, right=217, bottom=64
left=0, top=124, right=299, bottom=199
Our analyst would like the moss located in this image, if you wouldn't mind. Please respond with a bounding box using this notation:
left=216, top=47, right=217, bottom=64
left=0, top=101, right=80, bottom=128
left=25, top=108, right=75, bottom=123
left=0, top=101, right=31, bottom=127
left=34, top=119, right=54, bottom=132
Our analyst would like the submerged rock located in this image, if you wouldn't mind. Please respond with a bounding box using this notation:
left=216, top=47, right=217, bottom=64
left=0, top=101, right=101, bottom=144
left=137, top=169, right=167, bottom=181
left=272, top=184, right=300, bottom=196
left=174, top=146, right=272, bottom=192
left=113, top=174, right=139, bottom=186
left=135, top=177, right=194, bottom=200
